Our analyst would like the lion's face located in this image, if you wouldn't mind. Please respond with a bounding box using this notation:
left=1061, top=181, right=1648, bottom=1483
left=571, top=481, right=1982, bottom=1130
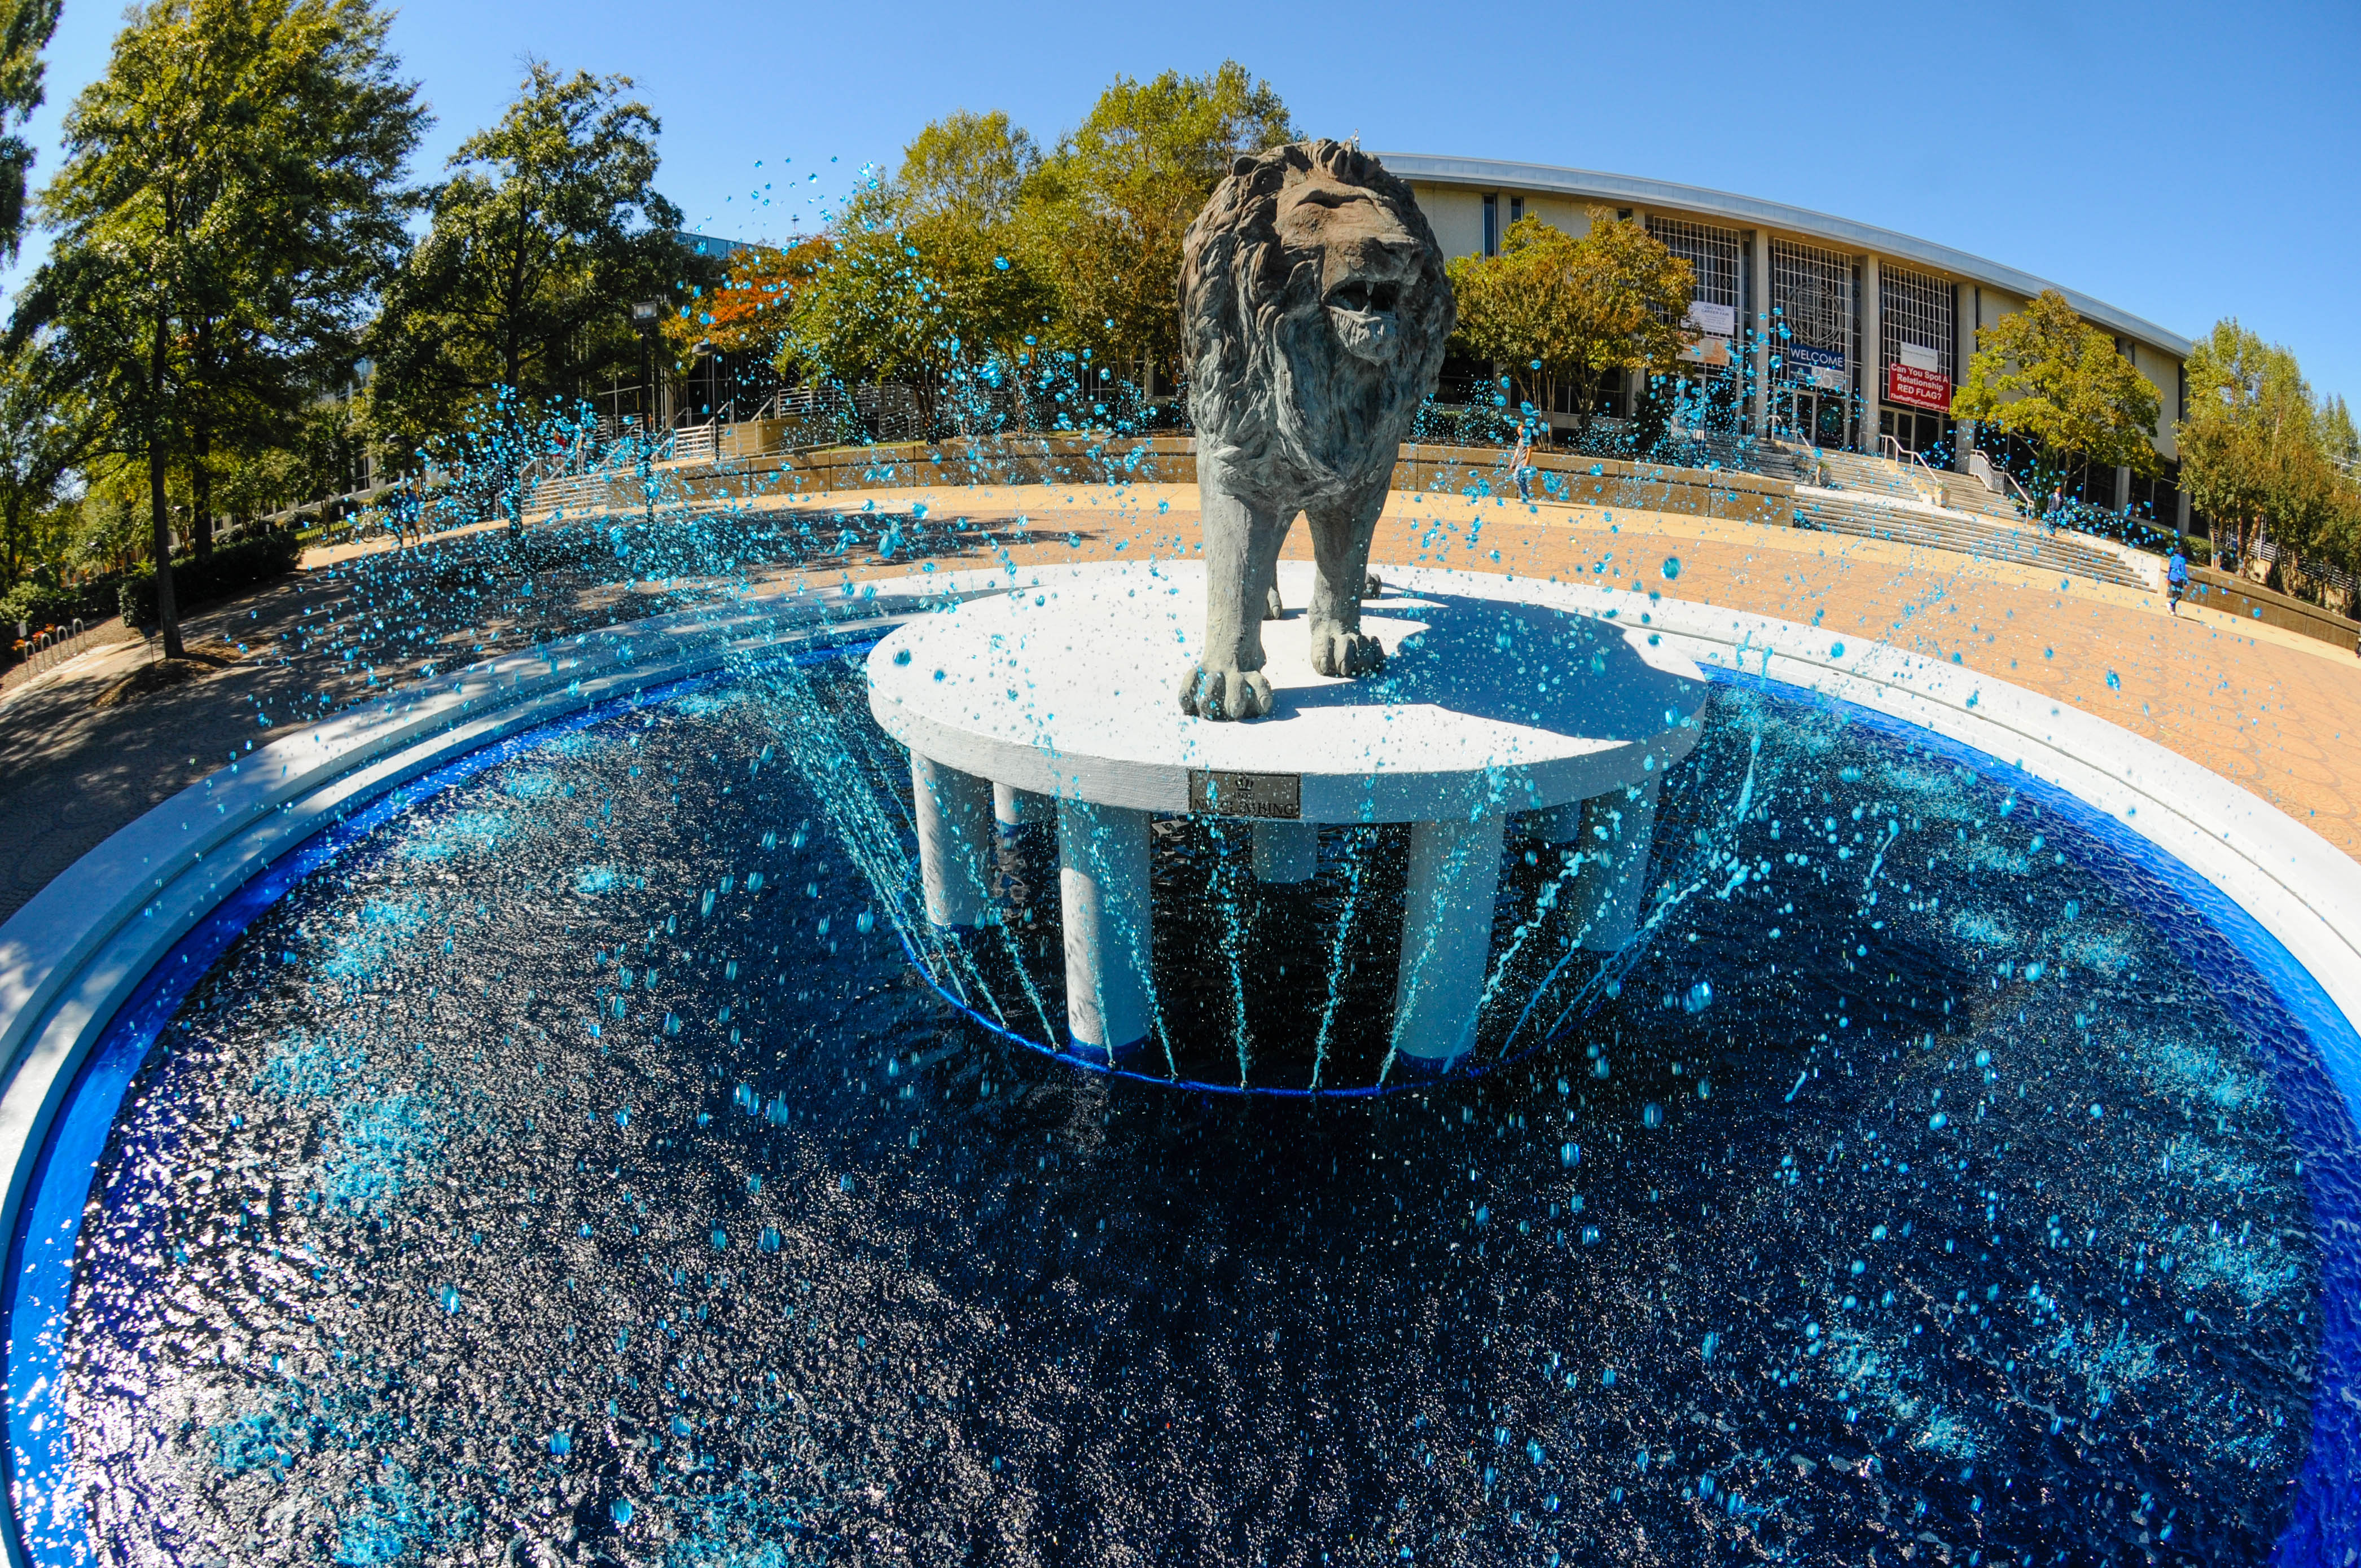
left=1180, top=140, right=1454, bottom=497
left=1271, top=177, right=1425, bottom=367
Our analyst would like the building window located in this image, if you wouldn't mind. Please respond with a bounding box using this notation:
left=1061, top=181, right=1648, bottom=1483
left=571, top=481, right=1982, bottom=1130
left=1770, top=238, right=1854, bottom=370
left=1483, top=194, right=1498, bottom=256
left=1644, top=216, right=1741, bottom=311
left=1509, top=195, right=1524, bottom=225
left=1879, top=262, right=1956, bottom=385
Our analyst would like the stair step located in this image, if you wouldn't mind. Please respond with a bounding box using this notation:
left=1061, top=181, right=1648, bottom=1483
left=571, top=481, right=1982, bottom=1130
left=1786, top=486, right=2148, bottom=590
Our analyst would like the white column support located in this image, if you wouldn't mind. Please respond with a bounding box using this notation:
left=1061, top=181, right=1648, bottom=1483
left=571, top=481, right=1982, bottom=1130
left=1057, top=799, right=1153, bottom=1057
left=993, top=781, right=1046, bottom=829
left=910, top=753, right=994, bottom=928
left=1570, top=776, right=1662, bottom=951
left=1392, top=813, right=1508, bottom=1069
left=1859, top=253, right=1881, bottom=454
left=1520, top=801, right=1583, bottom=844
left=1750, top=228, right=1773, bottom=436
left=1251, top=820, right=1318, bottom=883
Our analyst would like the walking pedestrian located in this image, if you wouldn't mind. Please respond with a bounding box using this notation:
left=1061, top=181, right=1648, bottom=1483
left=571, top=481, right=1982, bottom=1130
left=1508, top=424, right=1534, bottom=503
left=2166, top=547, right=2188, bottom=616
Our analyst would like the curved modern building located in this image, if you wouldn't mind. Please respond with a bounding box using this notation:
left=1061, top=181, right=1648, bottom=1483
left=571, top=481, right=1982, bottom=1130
left=1377, top=153, right=2191, bottom=525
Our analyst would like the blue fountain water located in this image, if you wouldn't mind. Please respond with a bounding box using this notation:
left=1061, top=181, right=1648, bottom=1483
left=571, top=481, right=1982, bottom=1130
left=9, top=645, right=2351, bottom=1567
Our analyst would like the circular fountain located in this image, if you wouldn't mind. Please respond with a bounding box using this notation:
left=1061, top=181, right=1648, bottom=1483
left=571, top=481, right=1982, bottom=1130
left=1, top=565, right=2355, bottom=1566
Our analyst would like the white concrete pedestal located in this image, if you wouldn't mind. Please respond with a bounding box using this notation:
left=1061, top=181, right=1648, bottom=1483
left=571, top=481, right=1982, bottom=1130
left=993, top=781, right=1046, bottom=829
left=1570, top=778, right=1663, bottom=950
left=870, top=561, right=1707, bottom=1072
left=912, top=755, right=994, bottom=926
left=1393, top=813, right=1509, bottom=1066
left=1057, top=798, right=1153, bottom=1056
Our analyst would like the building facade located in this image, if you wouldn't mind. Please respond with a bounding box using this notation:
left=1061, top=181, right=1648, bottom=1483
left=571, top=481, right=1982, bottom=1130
left=1379, top=154, right=2191, bottom=522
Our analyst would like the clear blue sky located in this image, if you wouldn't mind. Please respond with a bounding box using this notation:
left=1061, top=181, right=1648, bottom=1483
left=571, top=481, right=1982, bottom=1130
left=9, top=0, right=2357, bottom=405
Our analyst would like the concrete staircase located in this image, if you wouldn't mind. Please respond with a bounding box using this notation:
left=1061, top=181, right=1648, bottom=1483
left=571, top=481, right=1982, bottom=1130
left=1932, top=471, right=2031, bottom=525
left=1787, top=485, right=2153, bottom=590
left=1813, top=447, right=1945, bottom=507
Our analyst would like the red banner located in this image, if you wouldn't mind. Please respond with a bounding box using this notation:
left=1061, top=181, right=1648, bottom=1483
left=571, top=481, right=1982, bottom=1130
left=1888, top=363, right=1952, bottom=411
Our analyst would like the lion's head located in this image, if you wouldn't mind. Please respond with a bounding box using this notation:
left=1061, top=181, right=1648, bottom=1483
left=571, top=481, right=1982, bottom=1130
left=1179, top=140, right=1454, bottom=499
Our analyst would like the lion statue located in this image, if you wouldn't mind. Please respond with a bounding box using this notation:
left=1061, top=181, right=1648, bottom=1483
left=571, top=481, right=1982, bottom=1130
left=1174, top=139, right=1455, bottom=720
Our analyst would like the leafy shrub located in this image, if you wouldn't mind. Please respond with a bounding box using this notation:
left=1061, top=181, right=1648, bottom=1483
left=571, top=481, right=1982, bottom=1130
left=118, top=531, right=302, bottom=626
left=2, top=578, right=119, bottom=634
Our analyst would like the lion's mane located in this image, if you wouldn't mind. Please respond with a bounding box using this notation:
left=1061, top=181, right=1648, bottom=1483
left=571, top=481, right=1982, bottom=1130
left=1179, top=140, right=1454, bottom=503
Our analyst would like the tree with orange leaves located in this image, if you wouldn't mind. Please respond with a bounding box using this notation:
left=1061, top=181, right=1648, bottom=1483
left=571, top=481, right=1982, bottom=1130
left=662, top=236, right=828, bottom=371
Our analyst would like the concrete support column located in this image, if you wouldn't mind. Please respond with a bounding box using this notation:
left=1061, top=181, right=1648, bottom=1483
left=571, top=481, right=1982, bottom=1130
left=1520, top=800, right=1583, bottom=844
left=1858, top=255, right=1881, bottom=454
left=2176, top=486, right=2192, bottom=539
left=1570, top=777, right=1662, bottom=951
left=1057, top=798, right=1153, bottom=1056
left=1392, top=812, right=1508, bottom=1070
left=911, top=754, right=994, bottom=927
left=2114, top=465, right=2132, bottom=515
left=1251, top=820, right=1318, bottom=883
left=1750, top=228, right=1773, bottom=436
left=993, top=781, right=1046, bottom=829
left=1956, top=286, right=1981, bottom=473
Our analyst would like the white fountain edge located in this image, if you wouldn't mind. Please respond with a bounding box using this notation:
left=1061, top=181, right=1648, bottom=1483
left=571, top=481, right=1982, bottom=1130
left=0, top=557, right=2352, bottom=1560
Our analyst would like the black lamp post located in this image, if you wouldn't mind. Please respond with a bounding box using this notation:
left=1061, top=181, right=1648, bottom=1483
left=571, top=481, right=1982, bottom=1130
left=628, top=300, right=664, bottom=436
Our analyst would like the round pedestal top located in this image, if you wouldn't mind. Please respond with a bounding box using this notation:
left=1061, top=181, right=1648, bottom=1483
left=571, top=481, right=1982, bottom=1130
left=866, top=561, right=1708, bottom=824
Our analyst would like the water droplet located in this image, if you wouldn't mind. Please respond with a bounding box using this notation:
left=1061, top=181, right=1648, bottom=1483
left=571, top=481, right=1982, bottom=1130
left=1660, top=557, right=1681, bottom=579
left=611, top=1498, right=634, bottom=1526
left=1641, top=1103, right=1664, bottom=1129
left=2105, top=670, right=2121, bottom=691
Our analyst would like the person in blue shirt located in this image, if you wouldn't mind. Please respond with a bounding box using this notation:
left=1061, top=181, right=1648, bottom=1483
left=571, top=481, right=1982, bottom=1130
left=2166, top=548, right=2189, bottom=616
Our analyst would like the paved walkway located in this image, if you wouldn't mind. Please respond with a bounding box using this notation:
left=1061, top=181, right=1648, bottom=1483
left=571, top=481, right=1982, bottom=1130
left=2, top=482, right=2355, bottom=928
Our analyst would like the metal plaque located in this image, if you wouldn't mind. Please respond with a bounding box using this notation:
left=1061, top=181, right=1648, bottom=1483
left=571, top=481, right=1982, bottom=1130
left=1187, top=769, right=1302, bottom=819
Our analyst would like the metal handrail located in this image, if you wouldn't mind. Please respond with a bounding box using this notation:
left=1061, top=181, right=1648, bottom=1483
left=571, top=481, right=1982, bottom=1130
left=1875, top=434, right=1952, bottom=502
left=1967, top=449, right=2035, bottom=512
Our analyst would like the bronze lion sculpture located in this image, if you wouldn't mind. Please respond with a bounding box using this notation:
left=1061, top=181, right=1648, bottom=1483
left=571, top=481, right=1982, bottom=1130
left=1175, top=139, right=1455, bottom=720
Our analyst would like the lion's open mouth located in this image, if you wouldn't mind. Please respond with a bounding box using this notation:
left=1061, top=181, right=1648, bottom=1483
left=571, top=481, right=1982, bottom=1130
left=1325, top=280, right=1403, bottom=362
left=1325, top=280, right=1401, bottom=315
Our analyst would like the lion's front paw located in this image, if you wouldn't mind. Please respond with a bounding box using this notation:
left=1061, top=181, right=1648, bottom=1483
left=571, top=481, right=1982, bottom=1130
left=1178, top=664, right=1275, bottom=721
left=1309, top=629, right=1385, bottom=677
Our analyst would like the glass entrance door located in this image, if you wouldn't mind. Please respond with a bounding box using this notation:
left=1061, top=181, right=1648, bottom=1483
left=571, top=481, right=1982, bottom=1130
left=1781, top=389, right=1850, bottom=448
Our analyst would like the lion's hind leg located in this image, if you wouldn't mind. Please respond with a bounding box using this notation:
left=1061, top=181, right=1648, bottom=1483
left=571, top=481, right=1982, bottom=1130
left=1304, top=487, right=1389, bottom=678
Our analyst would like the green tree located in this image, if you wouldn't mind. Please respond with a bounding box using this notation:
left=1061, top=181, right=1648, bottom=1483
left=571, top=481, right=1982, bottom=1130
left=369, top=61, right=683, bottom=512
left=772, top=114, right=1052, bottom=436
left=28, top=0, right=421, bottom=656
left=0, top=337, right=81, bottom=589
left=782, top=185, right=1047, bottom=434
left=2177, top=319, right=2351, bottom=583
left=898, top=109, right=1038, bottom=229
left=0, top=0, right=61, bottom=256
left=1952, top=288, right=2161, bottom=504
left=1019, top=62, right=1295, bottom=383
left=1446, top=210, right=1694, bottom=442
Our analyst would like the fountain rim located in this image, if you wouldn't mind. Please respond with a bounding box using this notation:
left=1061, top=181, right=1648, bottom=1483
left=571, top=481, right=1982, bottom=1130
left=0, top=559, right=2354, bottom=1567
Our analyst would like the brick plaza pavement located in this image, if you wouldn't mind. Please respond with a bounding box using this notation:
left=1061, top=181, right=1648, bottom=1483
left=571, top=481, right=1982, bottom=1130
left=2, top=481, right=2354, bottom=928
